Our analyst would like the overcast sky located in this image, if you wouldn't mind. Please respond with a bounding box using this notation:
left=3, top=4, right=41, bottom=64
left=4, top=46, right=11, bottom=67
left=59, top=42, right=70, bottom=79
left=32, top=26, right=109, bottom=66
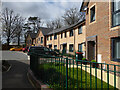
left=2, top=1, right=82, bottom=25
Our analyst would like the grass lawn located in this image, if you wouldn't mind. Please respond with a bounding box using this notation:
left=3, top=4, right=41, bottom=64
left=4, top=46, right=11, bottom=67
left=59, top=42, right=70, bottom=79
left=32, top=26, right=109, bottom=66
left=37, top=62, right=115, bottom=89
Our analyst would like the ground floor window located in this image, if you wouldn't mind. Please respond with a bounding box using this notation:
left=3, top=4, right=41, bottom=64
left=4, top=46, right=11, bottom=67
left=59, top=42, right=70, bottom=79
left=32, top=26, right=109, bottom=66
left=69, top=44, right=73, bottom=52
left=54, top=45, right=57, bottom=50
left=78, top=44, right=83, bottom=52
left=112, top=38, right=120, bottom=60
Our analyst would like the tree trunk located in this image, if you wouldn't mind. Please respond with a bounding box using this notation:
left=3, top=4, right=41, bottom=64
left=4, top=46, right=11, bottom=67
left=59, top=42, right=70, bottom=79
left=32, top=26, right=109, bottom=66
left=18, top=36, right=20, bottom=46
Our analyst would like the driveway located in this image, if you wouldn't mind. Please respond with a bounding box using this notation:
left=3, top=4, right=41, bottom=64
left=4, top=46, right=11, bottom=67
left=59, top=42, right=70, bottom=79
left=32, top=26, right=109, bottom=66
left=2, top=51, right=33, bottom=89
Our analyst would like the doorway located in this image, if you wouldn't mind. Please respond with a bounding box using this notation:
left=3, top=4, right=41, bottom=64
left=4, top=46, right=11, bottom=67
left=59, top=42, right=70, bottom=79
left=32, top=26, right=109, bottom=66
left=88, top=41, right=95, bottom=61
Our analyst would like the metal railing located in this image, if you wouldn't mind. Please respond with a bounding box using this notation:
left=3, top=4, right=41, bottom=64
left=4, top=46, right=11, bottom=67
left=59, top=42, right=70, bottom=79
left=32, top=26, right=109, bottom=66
left=29, top=52, right=120, bottom=89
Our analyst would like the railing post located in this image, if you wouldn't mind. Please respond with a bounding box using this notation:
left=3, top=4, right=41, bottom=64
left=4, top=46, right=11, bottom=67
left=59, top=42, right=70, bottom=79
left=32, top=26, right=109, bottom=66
left=66, top=57, right=68, bottom=90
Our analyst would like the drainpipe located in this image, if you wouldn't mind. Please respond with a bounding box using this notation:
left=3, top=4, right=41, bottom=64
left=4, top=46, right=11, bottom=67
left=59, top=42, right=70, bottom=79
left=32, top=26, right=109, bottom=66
left=74, top=28, right=76, bottom=53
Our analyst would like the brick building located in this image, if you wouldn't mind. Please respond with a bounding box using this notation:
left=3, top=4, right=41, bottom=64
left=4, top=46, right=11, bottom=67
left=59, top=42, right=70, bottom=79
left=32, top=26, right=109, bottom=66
left=46, top=19, right=86, bottom=56
left=80, top=1, right=120, bottom=64
left=35, top=27, right=52, bottom=46
left=26, top=33, right=37, bottom=47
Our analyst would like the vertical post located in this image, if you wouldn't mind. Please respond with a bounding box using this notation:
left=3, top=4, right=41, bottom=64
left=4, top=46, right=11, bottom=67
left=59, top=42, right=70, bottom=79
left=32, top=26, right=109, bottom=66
left=81, top=61, right=82, bottom=89
left=95, top=62, right=97, bottom=90
left=90, top=62, right=92, bottom=90
left=66, top=57, right=68, bottom=90
left=75, top=51, right=78, bottom=89
left=101, top=64, right=103, bottom=89
left=114, top=65, right=116, bottom=90
left=73, top=59, right=74, bottom=89
left=107, top=64, right=109, bottom=89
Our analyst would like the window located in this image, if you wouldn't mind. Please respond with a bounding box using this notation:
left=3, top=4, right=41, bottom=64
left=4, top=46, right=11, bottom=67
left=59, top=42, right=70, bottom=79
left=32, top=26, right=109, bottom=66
left=47, top=36, right=49, bottom=41
left=112, top=1, right=120, bottom=27
left=38, top=38, right=40, bottom=41
left=112, top=38, right=120, bottom=61
left=90, top=6, right=95, bottom=22
left=54, top=45, right=57, bottom=50
left=30, top=40, right=31, bottom=43
left=65, top=31, right=67, bottom=38
left=69, top=44, right=74, bottom=52
left=54, top=34, right=57, bottom=40
left=78, top=26, right=82, bottom=34
left=78, top=44, right=83, bottom=52
left=70, top=30, right=73, bottom=37
left=50, top=35, right=52, bottom=40
left=41, top=37, right=43, bottom=44
left=61, top=33, right=63, bottom=38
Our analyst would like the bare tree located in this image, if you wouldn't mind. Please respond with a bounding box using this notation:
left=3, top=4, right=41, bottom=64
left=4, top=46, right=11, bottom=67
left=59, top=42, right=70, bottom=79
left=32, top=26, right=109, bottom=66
left=14, top=16, right=25, bottom=45
left=1, top=8, right=18, bottom=46
left=46, top=18, right=63, bottom=29
left=62, top=7, right=85, bottom=25
left=1, top=8, right=25, bottom=46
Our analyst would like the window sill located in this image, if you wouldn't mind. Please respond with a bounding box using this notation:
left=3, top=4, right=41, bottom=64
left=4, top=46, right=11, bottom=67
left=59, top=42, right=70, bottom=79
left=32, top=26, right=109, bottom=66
left=78, top=33, right=82, bottom=35
left=111, top=59, right=120, bottom=62
left=110, top=25, right=120, bottom=31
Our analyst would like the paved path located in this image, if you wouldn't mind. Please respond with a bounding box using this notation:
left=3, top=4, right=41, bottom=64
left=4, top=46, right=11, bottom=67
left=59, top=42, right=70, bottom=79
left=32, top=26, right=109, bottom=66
left=2, top=60, right=33, bottom=89
left=2, top=51, right=33, bottom=89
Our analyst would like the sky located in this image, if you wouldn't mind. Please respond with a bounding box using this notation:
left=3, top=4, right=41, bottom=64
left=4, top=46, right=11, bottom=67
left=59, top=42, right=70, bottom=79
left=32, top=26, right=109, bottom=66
left=2, top=1, right=83, bottom=25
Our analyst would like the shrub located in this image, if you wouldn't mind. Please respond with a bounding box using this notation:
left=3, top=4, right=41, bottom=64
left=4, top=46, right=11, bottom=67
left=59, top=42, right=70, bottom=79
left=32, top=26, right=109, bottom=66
left=82, top=58, right=86, bottom=60
left=91, top=60, right=96, bottom=62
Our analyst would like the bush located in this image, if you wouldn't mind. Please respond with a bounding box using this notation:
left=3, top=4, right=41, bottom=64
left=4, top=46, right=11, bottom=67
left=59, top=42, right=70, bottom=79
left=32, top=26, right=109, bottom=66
left=91, top=60, right=96, bottom=62
left=82, top=58, right=86, bottom=60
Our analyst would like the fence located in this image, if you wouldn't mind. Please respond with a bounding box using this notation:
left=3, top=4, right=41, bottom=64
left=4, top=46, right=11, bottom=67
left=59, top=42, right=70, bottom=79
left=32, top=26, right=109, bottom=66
left=29, top=52, right=120, bottom=89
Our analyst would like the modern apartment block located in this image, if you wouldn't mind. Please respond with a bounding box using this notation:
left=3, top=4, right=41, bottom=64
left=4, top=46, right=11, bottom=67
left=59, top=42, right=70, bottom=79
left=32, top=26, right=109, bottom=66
left=80, top=1, right=120, bottom=65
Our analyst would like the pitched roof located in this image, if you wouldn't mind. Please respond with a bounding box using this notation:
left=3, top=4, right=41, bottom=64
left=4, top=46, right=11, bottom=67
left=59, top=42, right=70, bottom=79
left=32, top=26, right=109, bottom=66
left=47, top=18, right=85, bottom=35
left=29, top=33, right=37, bottom=39
left=80, top=0, right=89, bottom=12
left=39, top=27, right=53, bottom=35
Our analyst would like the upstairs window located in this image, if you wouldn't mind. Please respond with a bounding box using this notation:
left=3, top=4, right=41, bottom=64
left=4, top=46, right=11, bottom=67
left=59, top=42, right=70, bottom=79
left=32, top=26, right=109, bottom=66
left=38, top=38, right=40, bottom=41
left=90, top=6, right=95, bottom=22
left=41, top=37, right=43, bottom=44
left=61, top=33, right=63, bottom=38
left=78, top=26, right=82, bottom=34
left=65, top=31, right=67, bottom=38
left=112, top=1, right=120, bottom=27
left=70, top=30, right=73, bottom=37
left=50, top=35, right=52, bottom=40
left=54, top=34, right=57, bottom=40
left=47, top=36, right=49, bottom=41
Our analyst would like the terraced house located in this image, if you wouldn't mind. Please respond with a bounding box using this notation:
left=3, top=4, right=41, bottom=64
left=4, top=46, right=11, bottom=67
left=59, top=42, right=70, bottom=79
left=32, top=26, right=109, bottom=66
left=46, top=19, right=86, bottom=56
left=35, top=27, right=52, bottom=46
left=80, top=0, right=120, bottom=66
left=26, top=0, right=120, bottom=67
left=26, top=33, right=37, bottom=46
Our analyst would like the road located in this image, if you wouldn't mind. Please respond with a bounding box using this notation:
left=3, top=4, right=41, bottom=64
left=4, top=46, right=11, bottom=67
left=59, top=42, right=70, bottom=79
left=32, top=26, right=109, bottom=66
left=2, top=51, right=33, bottom=89
left=2, top=51, right=28, bottom=60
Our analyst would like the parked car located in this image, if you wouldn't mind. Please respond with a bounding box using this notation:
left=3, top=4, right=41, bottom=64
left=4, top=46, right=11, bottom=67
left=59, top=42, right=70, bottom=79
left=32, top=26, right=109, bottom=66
left=22, top=47, right=29, bottom=53
left=27, top=46, right=59, bottom=56
left=10, top=47, right=23, bottom=51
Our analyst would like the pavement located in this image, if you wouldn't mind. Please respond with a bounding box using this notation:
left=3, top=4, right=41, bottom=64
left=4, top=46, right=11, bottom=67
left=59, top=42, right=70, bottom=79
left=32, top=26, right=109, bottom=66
left=2, top=51, right=34, bottom=89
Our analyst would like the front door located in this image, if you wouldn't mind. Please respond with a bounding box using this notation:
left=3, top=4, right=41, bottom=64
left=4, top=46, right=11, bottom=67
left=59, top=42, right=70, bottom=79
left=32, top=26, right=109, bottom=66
left=63, top=44, right=67, bottom=54
left=49, top=45, right=52, bottom=49
left=88, top=41, right=95, bottom=60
